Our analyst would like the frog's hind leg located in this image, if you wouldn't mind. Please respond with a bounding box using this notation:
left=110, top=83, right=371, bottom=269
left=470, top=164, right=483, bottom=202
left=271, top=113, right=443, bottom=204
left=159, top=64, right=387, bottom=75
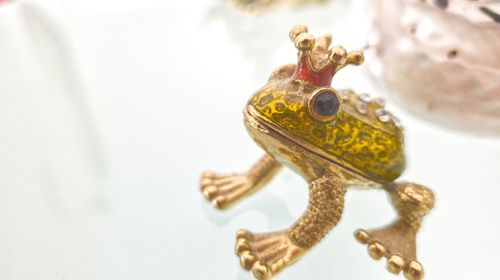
left=236, top=176, right=346, bottom=280
left=354, top=183, right=435, bottom=280
left=200, top=154, right=281, bottom=209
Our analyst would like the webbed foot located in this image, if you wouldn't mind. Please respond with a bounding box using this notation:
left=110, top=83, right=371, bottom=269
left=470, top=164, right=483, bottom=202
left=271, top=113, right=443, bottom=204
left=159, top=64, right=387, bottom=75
left=200, top=155, right=281, bottom=209
left=355, top=182, right=434, bottom=280
left=235, top=229, right=305, bottom=280
left=355, top=226, right=423, bottom=280
left=200, top=172, right=254, bottom=209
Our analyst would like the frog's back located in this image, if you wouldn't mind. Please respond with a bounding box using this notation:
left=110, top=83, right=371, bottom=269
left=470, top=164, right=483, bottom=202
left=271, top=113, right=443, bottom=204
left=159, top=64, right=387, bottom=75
left=333, top=89, right=405, bottom=182
left=250, top=84, right=405, bottom=183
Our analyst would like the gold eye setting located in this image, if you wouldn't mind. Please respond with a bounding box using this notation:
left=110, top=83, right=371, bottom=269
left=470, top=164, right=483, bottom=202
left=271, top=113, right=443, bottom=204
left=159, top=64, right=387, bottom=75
left=308, top=87, right=342, bottom=122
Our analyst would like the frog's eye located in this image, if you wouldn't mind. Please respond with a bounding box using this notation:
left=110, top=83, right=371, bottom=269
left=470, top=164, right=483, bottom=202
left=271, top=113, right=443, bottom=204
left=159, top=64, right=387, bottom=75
left=308, top=88, right=341, bottom=122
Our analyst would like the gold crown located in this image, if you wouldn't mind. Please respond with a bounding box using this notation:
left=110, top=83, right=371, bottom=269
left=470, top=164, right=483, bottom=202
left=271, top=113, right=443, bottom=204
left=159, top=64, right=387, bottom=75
left=289, top=26, right=364, bottom=86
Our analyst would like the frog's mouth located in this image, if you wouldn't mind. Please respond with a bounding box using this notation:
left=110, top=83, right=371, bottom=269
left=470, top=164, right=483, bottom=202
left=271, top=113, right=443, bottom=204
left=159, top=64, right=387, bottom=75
left=244, top=105, right=343, bottom=167
left=244, top=105, right=379, bottom=184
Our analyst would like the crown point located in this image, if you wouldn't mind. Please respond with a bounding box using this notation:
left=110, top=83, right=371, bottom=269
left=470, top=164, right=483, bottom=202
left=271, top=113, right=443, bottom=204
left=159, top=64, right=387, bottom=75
left=314, top=34, right=333, bottom=52
left=288, top=26, right=364, bottom=87
left=347, top=51, right=364, bottom=65
left=329, top=46, right=347, bottom=64
left=295, top=33, right=315, bottom=51
left=289, top=25, right=308, bottom=41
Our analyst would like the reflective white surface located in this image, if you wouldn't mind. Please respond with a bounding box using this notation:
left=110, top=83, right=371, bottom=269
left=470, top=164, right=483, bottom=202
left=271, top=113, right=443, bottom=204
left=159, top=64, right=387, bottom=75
left=0, top=0, right=499, bottom=279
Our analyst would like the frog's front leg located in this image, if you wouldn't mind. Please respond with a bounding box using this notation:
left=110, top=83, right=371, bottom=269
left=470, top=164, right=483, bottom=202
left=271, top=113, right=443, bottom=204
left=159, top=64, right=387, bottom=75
left=235, top=175, right=346, bottom=280
left=200, top=154, right=282, bottom=209
left=354, top=183, right=435, bottom=280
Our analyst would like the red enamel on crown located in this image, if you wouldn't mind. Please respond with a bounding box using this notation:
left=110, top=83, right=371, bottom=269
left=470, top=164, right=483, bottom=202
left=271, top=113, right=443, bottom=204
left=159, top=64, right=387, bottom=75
left=289, top=26, right=364, bottom=87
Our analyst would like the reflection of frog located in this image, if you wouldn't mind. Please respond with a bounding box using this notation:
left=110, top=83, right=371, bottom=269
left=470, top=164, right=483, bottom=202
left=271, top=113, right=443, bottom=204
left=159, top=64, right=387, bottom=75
left=200, top=26, right=434, bottom=280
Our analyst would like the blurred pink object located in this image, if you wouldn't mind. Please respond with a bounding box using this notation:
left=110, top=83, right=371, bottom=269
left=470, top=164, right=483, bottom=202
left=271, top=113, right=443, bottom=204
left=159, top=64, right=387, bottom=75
left=368, top=0, right=500, bottom=136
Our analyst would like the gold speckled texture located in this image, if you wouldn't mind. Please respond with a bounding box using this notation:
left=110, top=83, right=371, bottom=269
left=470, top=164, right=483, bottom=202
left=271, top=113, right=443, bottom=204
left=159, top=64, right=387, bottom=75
left=289, top=176, right=346, bottom=248
left=248, top=81, right=405, bottom=182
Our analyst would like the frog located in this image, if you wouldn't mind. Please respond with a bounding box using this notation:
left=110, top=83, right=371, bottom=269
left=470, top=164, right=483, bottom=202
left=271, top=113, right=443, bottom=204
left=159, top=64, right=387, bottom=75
left=200, top=26, right=435, bottom=280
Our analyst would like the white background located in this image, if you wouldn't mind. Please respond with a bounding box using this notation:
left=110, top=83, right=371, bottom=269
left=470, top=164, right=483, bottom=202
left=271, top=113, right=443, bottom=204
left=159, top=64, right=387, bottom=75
left=0, top=0, right=499, bottom=279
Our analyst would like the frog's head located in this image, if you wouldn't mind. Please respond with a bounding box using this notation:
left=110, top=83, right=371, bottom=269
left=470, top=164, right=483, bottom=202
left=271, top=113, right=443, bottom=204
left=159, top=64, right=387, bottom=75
left=245, top=26, right=405, bottom=183
left=248, top=25, right=364, bottom=131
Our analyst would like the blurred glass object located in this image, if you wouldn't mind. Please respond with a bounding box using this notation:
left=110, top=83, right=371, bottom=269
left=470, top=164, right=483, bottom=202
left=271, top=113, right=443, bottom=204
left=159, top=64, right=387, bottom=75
left=367, top=0, right=500, bottom=136
left=231, top=0, right=332, bottom=12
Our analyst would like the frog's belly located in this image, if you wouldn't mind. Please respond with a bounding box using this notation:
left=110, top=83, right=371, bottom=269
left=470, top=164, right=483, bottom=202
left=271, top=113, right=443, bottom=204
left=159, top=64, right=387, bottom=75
left=244, top=106, right=380, bottom=188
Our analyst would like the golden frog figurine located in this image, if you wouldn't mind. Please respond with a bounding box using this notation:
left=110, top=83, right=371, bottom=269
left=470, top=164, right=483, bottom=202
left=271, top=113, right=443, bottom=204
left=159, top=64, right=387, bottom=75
left=200, top=26, right=435, bottom=280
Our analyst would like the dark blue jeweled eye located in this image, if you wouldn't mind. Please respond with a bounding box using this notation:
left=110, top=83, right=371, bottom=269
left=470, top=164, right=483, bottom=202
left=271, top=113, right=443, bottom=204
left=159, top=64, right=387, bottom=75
left=309, top=89, right=340, bottom=121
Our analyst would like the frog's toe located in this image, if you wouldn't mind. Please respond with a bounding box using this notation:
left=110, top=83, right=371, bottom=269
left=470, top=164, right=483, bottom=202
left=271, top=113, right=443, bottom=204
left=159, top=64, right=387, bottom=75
left=404, top=260, right=424, bottom=280
left=367, top=241, right=386, bottom=260
left=252, top=261, right=271, bottom=280
left=354, top=227, right=425, bottom=280
left=387, top=254, right=405, bottom=274
left=200, top=172, right=252, bottom=209
left=235, top=229, right=304, bottom=279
